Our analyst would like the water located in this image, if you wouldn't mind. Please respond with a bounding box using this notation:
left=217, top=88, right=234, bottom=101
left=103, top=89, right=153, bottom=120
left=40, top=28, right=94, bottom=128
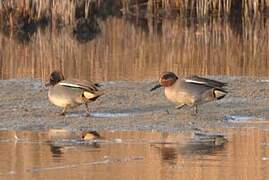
left=0, top=17, right=269, bottom=81
left=0, top=129, right=269, bottom=180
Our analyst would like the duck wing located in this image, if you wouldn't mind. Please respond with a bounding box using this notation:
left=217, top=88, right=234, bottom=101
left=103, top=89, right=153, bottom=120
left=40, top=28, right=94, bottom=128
left=59, top=79, right=102, bottom=94
left=184, top=75, right=227, bottom=88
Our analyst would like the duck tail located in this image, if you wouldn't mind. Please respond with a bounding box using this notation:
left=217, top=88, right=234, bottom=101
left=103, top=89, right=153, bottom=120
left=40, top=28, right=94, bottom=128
left=83, top=90, right=104, bottom=101
left=94, top=83, right=102, bottom=87
left=213, top=88, right=227, bottom=100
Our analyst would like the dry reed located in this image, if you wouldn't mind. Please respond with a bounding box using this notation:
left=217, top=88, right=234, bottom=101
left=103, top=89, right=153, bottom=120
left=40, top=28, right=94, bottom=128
left=1, top=0, right=269, bottom=28
left=121, top=0, right=269, bottom=18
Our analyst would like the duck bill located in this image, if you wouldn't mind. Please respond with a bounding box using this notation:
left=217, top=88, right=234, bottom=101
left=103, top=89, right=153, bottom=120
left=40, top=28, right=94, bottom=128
left=150, top=84, right=162, bottom=91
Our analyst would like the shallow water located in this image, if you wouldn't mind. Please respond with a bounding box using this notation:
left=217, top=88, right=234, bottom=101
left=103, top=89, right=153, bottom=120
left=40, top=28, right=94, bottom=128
left=1, top=128, right=269, bottom=180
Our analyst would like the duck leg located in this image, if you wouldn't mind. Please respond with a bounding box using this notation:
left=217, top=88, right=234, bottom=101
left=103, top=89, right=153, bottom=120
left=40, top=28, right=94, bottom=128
left=60, top=106, right=68, bottom=116
left=192, top=104, right=198, bottom=114
left=176, top=104, right=186, bottom=109
left=85, top=102, right=91, bottom=117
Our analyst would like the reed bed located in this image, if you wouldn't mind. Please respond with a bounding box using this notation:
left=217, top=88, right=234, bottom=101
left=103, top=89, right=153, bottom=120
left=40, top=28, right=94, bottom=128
left=123, top=0, right=269, bottom=18
left=1, top=0, right=269, bottom=29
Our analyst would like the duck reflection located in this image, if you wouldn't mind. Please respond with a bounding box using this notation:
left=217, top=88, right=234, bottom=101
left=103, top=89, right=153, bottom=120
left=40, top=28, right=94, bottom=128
left=152, top=132, right=228, bottom=164
left=153, top=145, right=178, bottom=165
left=50, top=145, right=64, bottom=159
left=179, top=132, right=228, bottom=155
left=48, top=131, right=103, bottom=160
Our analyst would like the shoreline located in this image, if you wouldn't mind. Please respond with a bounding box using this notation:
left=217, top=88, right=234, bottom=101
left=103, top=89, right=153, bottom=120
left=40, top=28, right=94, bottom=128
left=0, top=76, right=268, bottom=132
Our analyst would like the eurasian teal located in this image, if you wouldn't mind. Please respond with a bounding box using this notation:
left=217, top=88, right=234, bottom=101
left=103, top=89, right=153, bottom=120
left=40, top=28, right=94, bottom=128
left=151, top=72, right=227, bottom=113
left=46, top=70, right=103, bottom=116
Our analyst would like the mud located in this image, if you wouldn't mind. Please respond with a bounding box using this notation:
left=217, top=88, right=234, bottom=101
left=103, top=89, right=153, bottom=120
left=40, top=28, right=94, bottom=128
left=0, top=76, right=268, bottom=132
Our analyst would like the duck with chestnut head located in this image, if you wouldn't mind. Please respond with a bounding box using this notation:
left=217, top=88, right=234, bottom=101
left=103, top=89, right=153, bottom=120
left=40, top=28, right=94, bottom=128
left=151, top=72, right=227, bottom=113
left=46, top=70, right=103, bottom=116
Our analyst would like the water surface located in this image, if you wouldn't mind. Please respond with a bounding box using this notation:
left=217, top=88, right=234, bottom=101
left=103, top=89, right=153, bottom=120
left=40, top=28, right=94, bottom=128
left=1, top=128, right=269, bottom=179
left=1, top=17, right=269, bottom=81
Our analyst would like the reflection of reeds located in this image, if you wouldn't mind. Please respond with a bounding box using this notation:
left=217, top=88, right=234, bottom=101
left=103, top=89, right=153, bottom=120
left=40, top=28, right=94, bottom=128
left=124, top=0, right=269, bottom=18
left=1, top=0, right=269, bottom=43
left=0, top=17, right=268, bottom=80
left=0, top=0, right=103, bottom=42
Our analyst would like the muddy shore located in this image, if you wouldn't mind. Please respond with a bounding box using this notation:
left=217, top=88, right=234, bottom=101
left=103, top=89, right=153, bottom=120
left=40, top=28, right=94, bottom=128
left=0, top=76, right=268, bottom=132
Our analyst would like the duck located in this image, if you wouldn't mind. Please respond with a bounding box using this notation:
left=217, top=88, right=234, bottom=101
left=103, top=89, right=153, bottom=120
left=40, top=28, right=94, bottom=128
left=46, top=70, right=103, bottom=116
left=150, top=72, right=227, bottom=113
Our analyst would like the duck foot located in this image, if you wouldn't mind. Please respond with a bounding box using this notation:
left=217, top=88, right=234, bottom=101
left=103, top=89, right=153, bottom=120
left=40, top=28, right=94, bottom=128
left=60, top=106, right=68, bottom=116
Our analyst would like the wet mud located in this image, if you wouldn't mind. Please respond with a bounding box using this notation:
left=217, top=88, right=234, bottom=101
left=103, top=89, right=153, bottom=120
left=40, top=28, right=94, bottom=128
left=0, top=76, right=268, bottom=132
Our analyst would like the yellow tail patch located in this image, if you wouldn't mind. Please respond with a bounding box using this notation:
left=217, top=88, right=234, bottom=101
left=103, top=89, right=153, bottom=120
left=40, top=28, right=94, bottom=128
left=83, top=91, right=97, bottom=99
left=214, top=89, right=227, bottom=99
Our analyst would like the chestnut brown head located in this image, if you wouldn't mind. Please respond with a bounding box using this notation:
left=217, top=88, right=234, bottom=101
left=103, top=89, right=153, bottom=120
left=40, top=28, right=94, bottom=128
left=46, top=70, right=65, bottom=86
left=150, top=72, right=178, bottom=91
left=159, top=72, right=178, bottom=87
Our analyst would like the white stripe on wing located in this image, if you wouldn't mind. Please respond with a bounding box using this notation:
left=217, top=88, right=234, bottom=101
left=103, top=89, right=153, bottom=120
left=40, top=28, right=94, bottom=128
left=59, top=82, right=84, bottom=88
left=184, top=79, right=207, bottom=84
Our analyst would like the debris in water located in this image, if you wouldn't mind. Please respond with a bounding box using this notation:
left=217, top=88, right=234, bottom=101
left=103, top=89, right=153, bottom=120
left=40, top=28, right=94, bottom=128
left=262, top=157, right=269, bottom=161
left=14, top=134, right=19, bottom=140
left=113, top=138, right=123, bottom=143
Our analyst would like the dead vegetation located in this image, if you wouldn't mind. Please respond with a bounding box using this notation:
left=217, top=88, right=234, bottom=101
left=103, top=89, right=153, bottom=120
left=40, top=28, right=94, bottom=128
left=0, top=0, right=269, bottom=42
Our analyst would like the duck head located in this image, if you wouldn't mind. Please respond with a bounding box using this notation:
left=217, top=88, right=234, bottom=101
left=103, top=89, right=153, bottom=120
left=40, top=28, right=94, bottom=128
left=45, top=70, right=65, bottom=86
left=150, top=72, right=178, bottom=91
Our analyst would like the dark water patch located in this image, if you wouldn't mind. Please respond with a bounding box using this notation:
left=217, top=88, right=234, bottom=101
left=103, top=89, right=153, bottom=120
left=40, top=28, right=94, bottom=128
left=73, top=17, right=101, bottom=42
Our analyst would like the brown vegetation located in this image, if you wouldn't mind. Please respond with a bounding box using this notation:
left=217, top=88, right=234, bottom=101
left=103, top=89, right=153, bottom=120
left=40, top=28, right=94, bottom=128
left=123, top=0, right=269, bottom=18
left=0, top=0, right=269, bottom=42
